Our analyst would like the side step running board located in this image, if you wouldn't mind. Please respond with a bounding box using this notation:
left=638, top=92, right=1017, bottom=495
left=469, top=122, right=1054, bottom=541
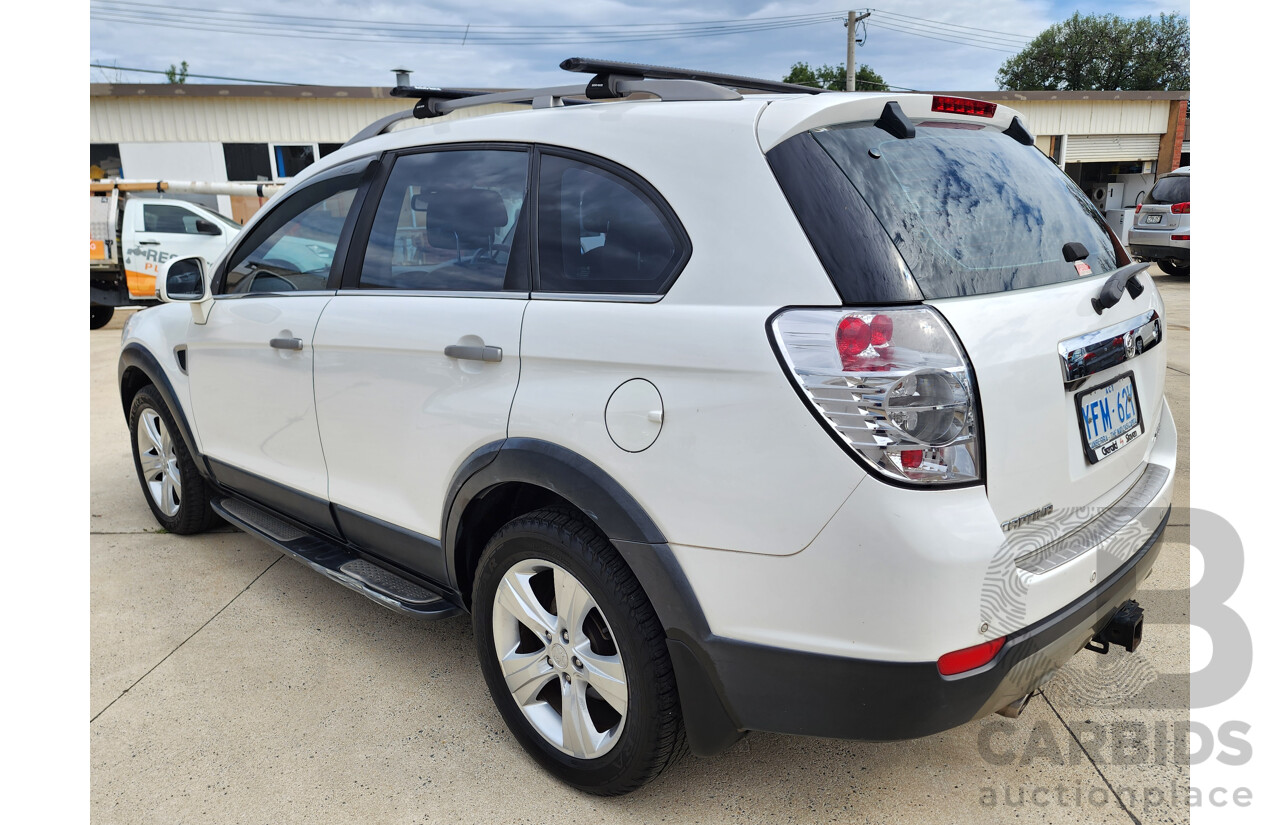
left=212, top=496, right=461, bottom=620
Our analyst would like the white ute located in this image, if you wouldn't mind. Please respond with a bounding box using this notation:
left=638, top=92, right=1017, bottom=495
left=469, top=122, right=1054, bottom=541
left=118, top=59, right=1176, bottom=795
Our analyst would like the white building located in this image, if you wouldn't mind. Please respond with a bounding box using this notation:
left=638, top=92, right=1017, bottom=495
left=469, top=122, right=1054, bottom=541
left=90, top=82, right=1188, bottom=232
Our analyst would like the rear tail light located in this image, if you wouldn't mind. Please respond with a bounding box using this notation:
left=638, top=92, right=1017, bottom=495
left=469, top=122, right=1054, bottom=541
left=1171, top=234, right=1189, bottom=241
left=771, top=307, right=982, bottom=485
left=1170, top=202, right=1190, bottom=214
left=931, top=95, right=997, bottom=118
left=1134, top=203, right=1142, bottom=213
left=938, top=637, right=1006, bottom=676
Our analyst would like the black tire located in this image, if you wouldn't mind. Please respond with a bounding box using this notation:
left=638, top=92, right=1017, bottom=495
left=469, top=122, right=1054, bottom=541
left=128, top=385, right=221, bottom=534
left=90, top=305, right=114, bottom=330
left=472, top=507, right=686, bottom=795
left=1157, top=260, right=1189, bottom=276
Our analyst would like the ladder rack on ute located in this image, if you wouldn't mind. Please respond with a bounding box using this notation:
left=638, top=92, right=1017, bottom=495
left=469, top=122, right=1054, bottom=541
left=344, top=57, right=827, bottom=147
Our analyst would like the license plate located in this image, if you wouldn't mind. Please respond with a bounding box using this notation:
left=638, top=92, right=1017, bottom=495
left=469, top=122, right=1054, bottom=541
left=1144, top=214, right=1161, bottom=224
left=1075, top=372, right=1144, bottom=464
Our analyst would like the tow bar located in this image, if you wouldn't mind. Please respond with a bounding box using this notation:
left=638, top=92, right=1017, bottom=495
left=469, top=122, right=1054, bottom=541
left=1085, top=600, right=1144, bottom=654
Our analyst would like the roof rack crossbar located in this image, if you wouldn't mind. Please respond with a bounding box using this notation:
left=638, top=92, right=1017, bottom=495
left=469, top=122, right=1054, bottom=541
left=342, top=56, right=822, bottom=147
left=561, top=57, right=826, bottom=96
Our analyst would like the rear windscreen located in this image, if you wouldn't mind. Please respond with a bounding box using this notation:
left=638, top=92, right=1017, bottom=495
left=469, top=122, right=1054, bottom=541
left=1147, top=174, right=1189, bottom=205
left=810, top=123, right=1123, bottom=299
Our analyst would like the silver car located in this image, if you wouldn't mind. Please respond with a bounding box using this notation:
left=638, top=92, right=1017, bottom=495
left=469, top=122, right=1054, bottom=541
left=1129, top=166, right=1190, bottom=275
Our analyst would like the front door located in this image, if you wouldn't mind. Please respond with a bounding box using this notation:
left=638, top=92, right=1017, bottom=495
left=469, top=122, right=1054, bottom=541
left=185, top=161, right=372, bottom=531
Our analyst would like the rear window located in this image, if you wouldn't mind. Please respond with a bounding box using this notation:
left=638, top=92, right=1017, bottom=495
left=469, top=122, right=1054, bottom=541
left=1147, top=174, right=1189, bottom=205
left=809, top=123, right=1123, bottom=299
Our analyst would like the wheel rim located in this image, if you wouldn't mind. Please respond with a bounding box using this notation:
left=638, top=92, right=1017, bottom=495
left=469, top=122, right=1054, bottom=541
left=491, top=559, right=629, bottom=759
left=136, top=408, right=182, bottom=517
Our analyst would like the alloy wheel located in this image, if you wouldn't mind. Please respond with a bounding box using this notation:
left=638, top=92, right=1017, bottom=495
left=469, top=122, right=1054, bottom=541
left=491, top=559, right=629, bottom=759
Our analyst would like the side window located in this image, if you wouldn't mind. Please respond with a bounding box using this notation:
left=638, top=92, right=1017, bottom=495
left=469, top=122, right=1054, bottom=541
left=219, top=174, right=360, bottom=295
left=536, top=154, right=685, bottom=295
left=358, top=149, right=529, bottom=292
left=142, top=204, right=203, bottom=235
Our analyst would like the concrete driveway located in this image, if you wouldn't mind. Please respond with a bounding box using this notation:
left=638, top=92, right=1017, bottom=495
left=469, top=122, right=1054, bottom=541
left=91, top=271, right=1191, bottom=824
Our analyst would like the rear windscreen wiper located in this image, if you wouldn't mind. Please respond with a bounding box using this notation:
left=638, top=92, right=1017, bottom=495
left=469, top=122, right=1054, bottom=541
left=1091, top=262, right=1149, bottom=315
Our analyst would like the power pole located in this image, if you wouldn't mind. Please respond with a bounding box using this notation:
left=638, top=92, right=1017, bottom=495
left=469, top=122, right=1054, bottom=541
left=846, top=10, right=871, bottom=91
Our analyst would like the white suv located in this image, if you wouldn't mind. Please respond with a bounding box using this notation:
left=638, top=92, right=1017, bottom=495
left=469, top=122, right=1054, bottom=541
left=118, top=59, right=1177, bottom=795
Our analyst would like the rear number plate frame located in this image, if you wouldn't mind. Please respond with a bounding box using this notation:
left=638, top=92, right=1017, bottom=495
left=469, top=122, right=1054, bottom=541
left=1075, top=371, right=1145, bottom=465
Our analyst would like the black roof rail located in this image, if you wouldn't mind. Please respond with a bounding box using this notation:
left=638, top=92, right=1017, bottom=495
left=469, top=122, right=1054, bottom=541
left=343, top=57, right=824, bottom=147
left=560, top=57, right=827, bottom=96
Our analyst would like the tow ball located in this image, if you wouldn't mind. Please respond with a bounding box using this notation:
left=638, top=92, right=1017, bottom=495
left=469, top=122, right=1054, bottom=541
left=1085, top=600, right=1144, bottom=654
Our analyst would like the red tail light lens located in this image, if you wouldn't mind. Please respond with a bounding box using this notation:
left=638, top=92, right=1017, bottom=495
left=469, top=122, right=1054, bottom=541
left=1170, top=202, right=1190, bottom=214
left=931, top=96, right=996, bottom=118
left=837, top=316, right=871, bottom=367
left=870, top=314, right=894, bottom=346
left=1171, top=234, right=1189, bottom=241
left=1134, top=203, right=1142, bottom=213
left=938, top=637, right=1006, bottom=676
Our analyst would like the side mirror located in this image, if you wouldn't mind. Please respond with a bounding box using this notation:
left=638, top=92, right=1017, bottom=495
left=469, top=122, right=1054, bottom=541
left=194, top=219, right=221, bottom=236
left=158, top=256, right=209, bottom=302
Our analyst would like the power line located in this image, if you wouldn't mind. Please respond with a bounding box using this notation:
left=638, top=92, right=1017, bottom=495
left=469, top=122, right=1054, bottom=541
left=869, top=16, right=1030, bottom=48
left=90, top=2, right=847, bottom=45
left=89, top=62, right=308, bottom=85
left=93, top=1, right=844, bottom=32
left=870, top=21, right=1023, bottom=54
left=870, top=8, right=1034, bottom=41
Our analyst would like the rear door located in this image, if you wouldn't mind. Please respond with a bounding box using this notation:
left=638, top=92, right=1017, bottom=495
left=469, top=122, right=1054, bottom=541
left=312, top=146, right=531, bottom=582
left=186, top=159, right=375, bottom=532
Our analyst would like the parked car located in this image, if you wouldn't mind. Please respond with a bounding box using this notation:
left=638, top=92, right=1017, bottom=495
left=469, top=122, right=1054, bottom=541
left=1129, top=166, right=1190, bottom=275
left=118, top=59, right=1176, bottom=795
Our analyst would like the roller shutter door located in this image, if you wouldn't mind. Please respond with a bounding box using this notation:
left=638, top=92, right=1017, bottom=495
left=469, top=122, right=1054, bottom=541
left=1064, top=134, right=1161, bottom=162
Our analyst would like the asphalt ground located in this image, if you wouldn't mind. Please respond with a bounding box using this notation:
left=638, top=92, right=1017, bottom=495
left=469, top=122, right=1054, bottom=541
left=90, top=270, right=1191, bottom=824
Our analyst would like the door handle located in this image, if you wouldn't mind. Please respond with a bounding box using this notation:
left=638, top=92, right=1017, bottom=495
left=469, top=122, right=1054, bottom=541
left=444, top=343, right=502, bottom=363
left=270, top=337, right=304, bottom=351
left=137, top=240, right=160, bottom=245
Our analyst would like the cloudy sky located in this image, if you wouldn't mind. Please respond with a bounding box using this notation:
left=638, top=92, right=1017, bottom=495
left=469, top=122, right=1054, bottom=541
left=89, top=0, right=1190, bottom=91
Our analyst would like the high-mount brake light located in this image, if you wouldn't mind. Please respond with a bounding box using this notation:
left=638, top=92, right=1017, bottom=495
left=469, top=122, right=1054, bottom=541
left=771, top=307, right=982, bottom=485
left=931, top=96, right=997, bottom=118
left=1171, top=202, right=1190, bottom=214
left=938, top=637, right=1006, bottom=676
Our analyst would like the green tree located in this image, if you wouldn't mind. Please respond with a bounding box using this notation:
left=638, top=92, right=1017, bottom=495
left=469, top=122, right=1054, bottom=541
left=165, top=60, right=189, bottom=84
left=784, top=61, right=888, bottom=91
left=997, top=12, right=1188, bottom=91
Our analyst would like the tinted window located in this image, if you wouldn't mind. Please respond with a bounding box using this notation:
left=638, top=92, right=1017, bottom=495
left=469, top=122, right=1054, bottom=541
left=811, top=124, right=1124, bottom=299
left=1148, top=174, right=1189, bottom=205
left=220, top=175, right=359, bottom=294
left=537, top=155, right=683, bottom=294
left=274, top=145, right=317, bottom=179
left=223, top=143, right=271, bottom=181
left=359, top=149, right=529, bottom=291
left=143, top=204, right=205, bottom=235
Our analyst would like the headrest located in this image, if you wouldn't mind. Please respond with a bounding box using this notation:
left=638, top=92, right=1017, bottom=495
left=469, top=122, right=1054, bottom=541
left=414, top=188, right=509, bottom=249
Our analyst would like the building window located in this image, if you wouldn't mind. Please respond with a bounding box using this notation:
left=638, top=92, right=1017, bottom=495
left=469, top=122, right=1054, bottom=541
left=91, top=143, right=122, bottom=179
left=270, top=143, right=318, bottom=180
left=223, top=143, right=272, bottom=182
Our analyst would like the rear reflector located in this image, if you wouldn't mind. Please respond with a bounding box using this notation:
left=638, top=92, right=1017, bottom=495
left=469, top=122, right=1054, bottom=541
left=1170, top=202, right=1190, bottom=214
left=1171, top=234, right=1189, bottom=241
left=931, top=96, right=996, bottom=118
left=938, top=637, right=1006, bottom=675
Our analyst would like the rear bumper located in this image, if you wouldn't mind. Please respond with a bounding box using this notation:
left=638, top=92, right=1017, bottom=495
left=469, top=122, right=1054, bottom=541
left=675, top=505, right=1167, bottom=746
left=1128, top=243, right=1190, bottom=262
left=670, top=503, right=1172, bottom=752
